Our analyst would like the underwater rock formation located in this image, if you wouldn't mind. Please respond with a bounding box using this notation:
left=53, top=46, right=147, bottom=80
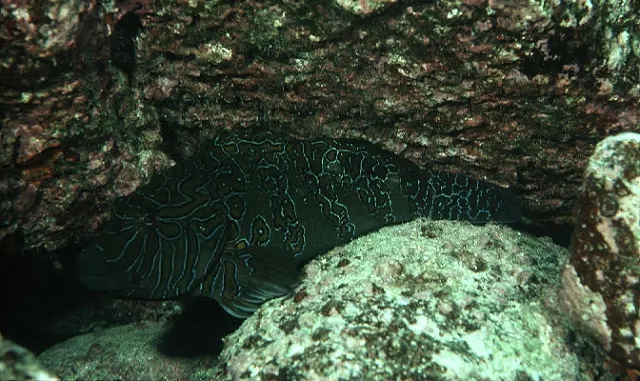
left=37, top=321, right=216, bottom=380
left=0, top=1, right=638, bottom=377
left=210, top=219, right=608, bottom=380
left=1, top=0, right=639, bottom=254
left=0, top=332, right=58, bottom=381
left=560, top=132, right=640, bottom=368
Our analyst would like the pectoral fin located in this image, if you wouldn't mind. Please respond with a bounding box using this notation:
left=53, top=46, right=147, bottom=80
left=200, top=247, right=299, bottom=318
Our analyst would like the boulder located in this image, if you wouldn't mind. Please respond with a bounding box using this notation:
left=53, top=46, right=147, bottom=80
left=561, top=132, right=640, bottom=368
left=213, top=219, right=608, bottom=379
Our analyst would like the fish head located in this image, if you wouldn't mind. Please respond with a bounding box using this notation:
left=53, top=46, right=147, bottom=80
left=77, top=195, right=161, bottom=295
left=77, top=186, right=234, bottom=300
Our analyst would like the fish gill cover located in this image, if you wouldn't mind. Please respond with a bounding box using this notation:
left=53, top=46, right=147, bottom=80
left=78, top=128, right=521, bottom=318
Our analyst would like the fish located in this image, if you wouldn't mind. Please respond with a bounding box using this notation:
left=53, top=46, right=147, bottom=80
left=78, top=128, right=521, bottom=318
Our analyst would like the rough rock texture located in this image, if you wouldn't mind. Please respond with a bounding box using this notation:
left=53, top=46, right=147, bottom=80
left=37, top=321, right=217, bottom=380
left=208, top=219, right=610, bottom=380
left=561, top=132, right=640, bottom=368
left=0, top=332, right=58, bottom=381
left=1, top=0, right=639, bottom=256
left=0, top=0, right=172, bottom=253
left=31, top=220, right=616, bottom=380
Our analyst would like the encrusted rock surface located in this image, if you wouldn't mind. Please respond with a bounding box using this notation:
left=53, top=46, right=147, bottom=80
left=37, top=321, right=217, bottom=380
left=1, top=0, right=639, bottom=254
left=561, top=132, right=640, bottom=368
left=209, top=219, right=609, bottom=380
left=29, top=220, right=618, bottom=380
left=0, top=332, right=58, bottom=381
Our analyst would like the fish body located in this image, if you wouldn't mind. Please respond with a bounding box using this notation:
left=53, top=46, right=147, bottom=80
left=78, top=129, right=521, bottom=317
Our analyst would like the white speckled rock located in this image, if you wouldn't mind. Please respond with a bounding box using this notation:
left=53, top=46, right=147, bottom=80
left=212, top=219, right=610, bottom=380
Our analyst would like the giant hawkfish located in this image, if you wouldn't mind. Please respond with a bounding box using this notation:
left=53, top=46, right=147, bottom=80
left=78, top=129, right=522, bottom=318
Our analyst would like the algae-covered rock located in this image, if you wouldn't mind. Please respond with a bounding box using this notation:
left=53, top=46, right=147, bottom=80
left=212, top=219, right=609, bottom=380
left=0, top=332, right=58, bottom=381
left=2, top=0, right=639, bottom=253
left=562, top=132, right=640, bottom=368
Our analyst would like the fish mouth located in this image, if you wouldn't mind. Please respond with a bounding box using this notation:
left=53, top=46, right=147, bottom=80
left=77, top=244, right=138, bottom=293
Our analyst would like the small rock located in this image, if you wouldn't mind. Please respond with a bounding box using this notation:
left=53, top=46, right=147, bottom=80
left=37, top=322, right=217, bottom=380
left=0, top=332, right=58, bottom=381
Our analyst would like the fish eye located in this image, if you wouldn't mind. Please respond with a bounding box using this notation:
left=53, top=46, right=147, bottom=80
left=141, top=214, right=157, bottom=226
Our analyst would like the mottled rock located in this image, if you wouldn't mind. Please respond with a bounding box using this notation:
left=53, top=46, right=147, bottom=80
left=0, top=0, right=169, bottom=252
left=37, top=321, right=217, bottom=380
left=1, top=0, right=639, bottom=254
left=335, top=0, right=398, bottom=15
left=562, top=132, right=640, bottom=368
left=212, top=219, right=609, bottom=380
left=0, top=332, right=58, bottom=381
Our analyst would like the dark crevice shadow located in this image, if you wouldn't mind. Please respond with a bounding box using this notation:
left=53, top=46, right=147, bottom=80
left=509, top=206, right=575, bottom=248
left=0, top=233, right=245, bottom=358
left=158, top=298, right=244, bottom=358
left=510, top=220, right=574, bottom=248
left=0, top=238, right=90, bottom=354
